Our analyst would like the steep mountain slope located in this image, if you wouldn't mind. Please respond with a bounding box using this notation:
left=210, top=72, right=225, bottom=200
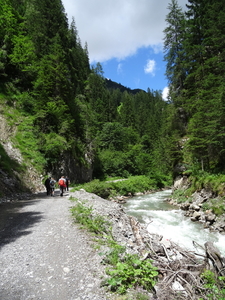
left=0, top=109, right=44, bottom=199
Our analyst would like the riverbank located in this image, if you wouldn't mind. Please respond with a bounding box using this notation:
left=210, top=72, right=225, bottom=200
left=168, top=186, right=225, bottom=235
left=69, top=189, right=225, bottom=300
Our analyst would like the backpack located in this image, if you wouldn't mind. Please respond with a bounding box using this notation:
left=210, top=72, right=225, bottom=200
left=59, top=178, right=65, bottom=186
left=50, top=180, right=55, bottom=188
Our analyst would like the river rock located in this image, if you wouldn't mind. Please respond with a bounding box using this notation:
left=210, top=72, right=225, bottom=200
left=190, top=203, right=200, bottom=211
left=200, top=188, right=214, bottom=199
left=191, top=192, right=206, bottom=204
left=191, top=211, right=201, bottom=221
left=205, top=213, right=216, bottom=224
left=173, top=176, right=186, bottom=190
left=180, top=202, right=190, bottom=210
left=134, top=192, right=144, bottom=196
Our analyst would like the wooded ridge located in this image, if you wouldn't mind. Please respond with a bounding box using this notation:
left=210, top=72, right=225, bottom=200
left=1, top=0, right=225, bottom=190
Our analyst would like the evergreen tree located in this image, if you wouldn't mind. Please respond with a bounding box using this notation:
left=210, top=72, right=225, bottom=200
left=163, top=0, right=186, bottom=105
left=0, top=0, right=19, bottom=86
left=118, top=91, right=136, bottom=128
left=85, top=62, right=108, bottom=128
left=183, top=0, right=225, bottom=171
left=24, top=0, right=68, bottom=57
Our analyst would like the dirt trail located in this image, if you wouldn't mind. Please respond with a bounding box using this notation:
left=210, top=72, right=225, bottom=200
left=0, top=191, right=111, bottom=300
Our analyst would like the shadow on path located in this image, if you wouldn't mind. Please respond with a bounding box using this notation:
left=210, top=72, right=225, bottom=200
left=0, top=195, right=44, bottom=250
left=0, top=190, right=69, bottom=249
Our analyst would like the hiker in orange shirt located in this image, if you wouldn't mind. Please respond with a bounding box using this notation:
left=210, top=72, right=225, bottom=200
left=58, top=176, right=66, bottom=196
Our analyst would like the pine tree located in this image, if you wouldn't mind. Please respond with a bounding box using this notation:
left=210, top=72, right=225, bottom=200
left=184, top=0, right=225, bottom=170
left=24, top=0, right=68, bottom=57
left=0, top=0, right=19, bottom=85
left=163, top=0, right=186, bottom=105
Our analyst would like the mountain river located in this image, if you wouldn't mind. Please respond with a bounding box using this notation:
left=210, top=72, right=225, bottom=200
left=123, top=189, right=225, bottom=256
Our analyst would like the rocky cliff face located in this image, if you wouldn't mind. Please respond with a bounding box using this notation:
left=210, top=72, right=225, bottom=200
left=50, top=150, right=93, bottom=184
left=0, top=113, right=44, bottom=200
left=0, top=111, right=94, bottom=201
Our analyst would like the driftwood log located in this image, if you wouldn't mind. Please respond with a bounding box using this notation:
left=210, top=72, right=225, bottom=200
left=128, top=216, right=225, bottom=300
left=205, top=241, right=225, bottom=276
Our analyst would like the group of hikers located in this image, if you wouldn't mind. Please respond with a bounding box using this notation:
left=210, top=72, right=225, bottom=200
left=44, top=176, right=70, bottom=197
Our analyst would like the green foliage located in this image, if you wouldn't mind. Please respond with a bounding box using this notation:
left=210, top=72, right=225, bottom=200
left=14, top=91, right=35, bottom=113
left=98, top=122, right=139, bottom=151
left=70, top=198, right=111, bottom=236
left=212, top=205, right=225, bottom=216
left=106, top=254, right=158, bottom=294
left=70, top=197, right=158, bottom=297
left=13, top=115, right=46, bottom=172
left=97, top=150, right=129, bottom=178
left=74, top=179, right=113, bottom=198
left=173, top=170, right=225, bottom=214
left=4, top=0, right=225, bottom=192
left=189, top=172, right=225, bottom=195
left=200, top=270, right=225, bottom=300
left=163, top=0, right=225, bottom=173
left=0, top=0, right=174, bottom=182
left=72, top=175, right=169, bottom=199
left=164, top=0, right=186, bottom=98
left=202, top=198, right=225, bottom=216
left=39, top=132, right=70, bottom=160
left=9, top=31, right=37, bottom=73
left=102, top=245, right=126, bottom=266
left=172, top=188, right=191, bottom=204
left=95, top=140, right=173, bottom=180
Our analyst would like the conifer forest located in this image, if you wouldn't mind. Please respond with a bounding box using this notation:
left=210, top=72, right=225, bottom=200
left=1, top=0, right=225, bottom=183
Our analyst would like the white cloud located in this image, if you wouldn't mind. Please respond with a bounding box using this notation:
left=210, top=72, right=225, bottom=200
left=62, top=0, right=188, bottom=63
left=162, top=86, right=169, bottom=101
left=117, top=63, right=123, bottom=75
left=144, top=59, right=156, bottom=75
left=151, top=44, right=164, bottom=54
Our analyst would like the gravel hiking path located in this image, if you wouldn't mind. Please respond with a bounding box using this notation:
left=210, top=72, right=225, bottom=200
left=0, top=190, right=112, bottom=300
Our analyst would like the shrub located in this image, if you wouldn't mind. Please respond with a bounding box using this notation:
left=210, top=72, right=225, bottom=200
left=106, top=254, right=158, bottom=294
left=171, top=188, right=191, bottom=204
left=200, top=270, right=225, bottom=300
left=70, top=198, right=111, bottom=235
left=70, top=197, right=158, bottom=297
left=14, top=116, right=46, bottom=172
left=72, top=175, right=167, bottom=199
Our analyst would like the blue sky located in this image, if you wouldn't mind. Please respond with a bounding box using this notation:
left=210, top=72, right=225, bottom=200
left=102, top=47, right=166, bottom=92
left=62, top=0, right=188, bottom=99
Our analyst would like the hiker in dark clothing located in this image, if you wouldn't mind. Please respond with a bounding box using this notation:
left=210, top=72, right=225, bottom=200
left=44, top=177, right=51, bottom=196
left=65, top=176, right=70, bottom=191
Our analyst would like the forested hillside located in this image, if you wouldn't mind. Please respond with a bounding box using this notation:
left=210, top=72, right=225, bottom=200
left=0, top=0, right=225, bottom=195
left=164, top=0, right=225, bottom=173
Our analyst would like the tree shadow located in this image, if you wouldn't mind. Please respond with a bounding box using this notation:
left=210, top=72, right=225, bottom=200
left=0, top=197, right=43, bottom=249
